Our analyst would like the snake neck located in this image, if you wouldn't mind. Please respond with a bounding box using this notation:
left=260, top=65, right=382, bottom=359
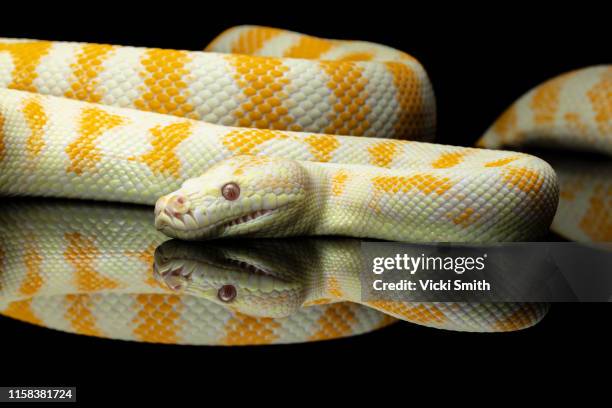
left=289, top=239, right=365, bottom=306
left=301, top=162, right=381, bottom=239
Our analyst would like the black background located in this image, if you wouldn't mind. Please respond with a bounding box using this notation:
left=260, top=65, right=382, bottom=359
left=0, top=1, right=609, bottom=401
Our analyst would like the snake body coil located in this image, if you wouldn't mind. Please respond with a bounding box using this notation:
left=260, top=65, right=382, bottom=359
left=0, top=28, right=559, bottom=242
left=477, top=66, right=612, bottom=242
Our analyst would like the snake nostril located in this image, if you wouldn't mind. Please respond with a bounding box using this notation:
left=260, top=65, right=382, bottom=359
left=157, top=194, right=191, bottom=220
left=169, top=195, right=189, bottom=212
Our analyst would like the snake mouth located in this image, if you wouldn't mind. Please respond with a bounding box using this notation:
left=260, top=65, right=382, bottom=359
left=155, top=209, right=200, bottom=231
left=155, top=204, right=287, bottom=239
left=223, top=209, right=275, bottom=230
left=222, top=255, right=274, bottom=278
left=154, top=253, right=286, bottom=296
left=155, top=242, right=276, bottom=282
left=154, top=262, right=194, bottom=291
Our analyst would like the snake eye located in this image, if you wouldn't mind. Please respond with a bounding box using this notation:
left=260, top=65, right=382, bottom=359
left=218, top=284, right=237, bottom=303
left=221, top=182, right=240, bottom=201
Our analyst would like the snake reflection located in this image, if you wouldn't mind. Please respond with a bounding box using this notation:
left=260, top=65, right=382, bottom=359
left=0, top=201, right=547, bottom=346
left=154, top=238, right=548, bottom=331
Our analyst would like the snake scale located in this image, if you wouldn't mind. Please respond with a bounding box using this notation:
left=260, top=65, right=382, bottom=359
left=0, top=26, right=609, bottom=343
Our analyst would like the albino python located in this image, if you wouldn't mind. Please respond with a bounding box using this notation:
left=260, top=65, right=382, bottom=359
left=0, top=26, right=608, bottom=343
left=477, top=65, right=611, bottom=243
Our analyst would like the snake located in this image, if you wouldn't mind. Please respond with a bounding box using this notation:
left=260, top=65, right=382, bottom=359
left=476, top=66, right=611, bottom=243
left=0, top=200, right=548, bottom=344
left=0, top=26, right=558, bottom=242
left=0, top=26, right=608, bottom=342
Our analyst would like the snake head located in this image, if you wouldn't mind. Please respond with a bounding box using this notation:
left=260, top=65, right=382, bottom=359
left=153, top=240, right=306, bottom=317
left=155, top=155, right=309, bottom=240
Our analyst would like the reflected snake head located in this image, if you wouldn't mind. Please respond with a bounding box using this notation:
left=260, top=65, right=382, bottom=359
left=154, top=155, right=309, bottom=240
left=153, top=239, right=306, bottom=317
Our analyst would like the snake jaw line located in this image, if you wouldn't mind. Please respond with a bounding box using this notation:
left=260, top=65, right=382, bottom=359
left=225, top=209, right=274, bottom=227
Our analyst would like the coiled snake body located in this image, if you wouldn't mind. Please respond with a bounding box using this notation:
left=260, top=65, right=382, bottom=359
left=0, top=26, right=608, bottom=342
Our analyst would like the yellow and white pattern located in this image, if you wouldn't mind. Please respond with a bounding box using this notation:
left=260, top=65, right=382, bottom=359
left=0, top=26, right=435, bottom=140
left=0, top=201, right=547, bottom=344
left=478, top=66, right=611, bottom=242
left=0, top=86, right=557, bottom=242
left=154, top=152, right=557, bottom=242
left=0, top=26, right=605, bottom=343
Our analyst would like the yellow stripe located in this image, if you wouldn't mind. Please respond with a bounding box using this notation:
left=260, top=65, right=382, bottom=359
left=373, top=174, right=453, bottom=196
left=129, top=121, right=193, bottom=178
left=320, top=61, right=371, bottom=135
left=448, top=207, right=479, bottom=227
left=66, top=107, right=128, bottom=175
left=579, top=184, right=611, bottom=241
left=230, top=27, right=284, bottom=54
left=132, top=294, right=183, bottom=343
left=531, top=72, right=575, bottom=125
left=226, top=54, right=295, bottom=130
left=222, top=312, right=280, bottom=345
left=339, top=51, right=374, bottom=61
left=368, top=141, right=401, bottom=168
left=283, top=36, right=334, bottom=59
left=20, top=239, right=43, bottom=296
left=386, top=62, right=423, bottom=139
left=2, top=299, right=44, bottom=326
left=65, top=43, right=116, bottom=103
left=432, top=151, right=468, bottom=169
left=304, top=134, right=340, bottom=161
left=503, top=166, right=544, bottom=195
left=222, top=128, right=288, bottom=155
left=493, top=305, right=539, bottom=331
left=587, top=67, right=612, bottom=134
left=0, top=41, right=52, bottom=92
left=64, top=294, right=103, bottom=337
left=491, top=104, right=518, bottom=143
left=309, top=303, right=356, bottom=341
left=331, top=170, right=349, bottom=196
left=484, top=156, right=519, bottom=167
left=22, top=96, right=48, bottom=159
left=64, top=232, right=121, bottom=292
left=367, top=301, right=447, bottom=325
left=134, top=49, right=194, bottom=117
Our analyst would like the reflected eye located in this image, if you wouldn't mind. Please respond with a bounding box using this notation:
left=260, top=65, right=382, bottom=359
left=221, top=182, right=240, bottom=201
left=218, top=284, right=237, bottom=302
